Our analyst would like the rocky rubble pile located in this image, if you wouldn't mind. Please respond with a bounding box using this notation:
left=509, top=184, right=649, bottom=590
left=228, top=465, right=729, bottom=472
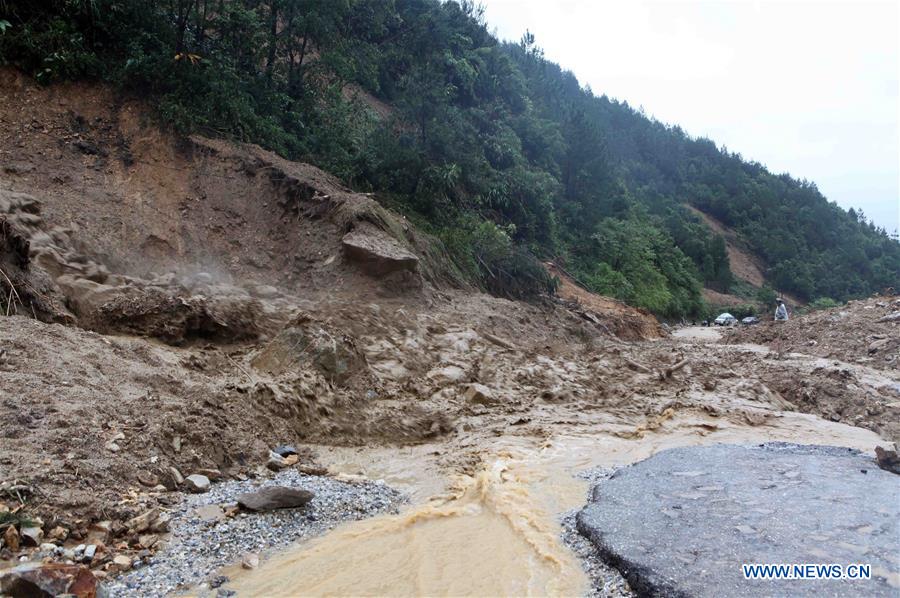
left=0, top=440, right=328, bottom=592
left=105, top=469, right=403, bottom=597
left=725, top=296, right=900, bottom=371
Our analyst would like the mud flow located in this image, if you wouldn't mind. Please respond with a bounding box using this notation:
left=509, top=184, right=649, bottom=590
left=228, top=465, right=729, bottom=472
left=227, top=409, right=882, bottom=596
left=229, top=451, right=586, bottom=597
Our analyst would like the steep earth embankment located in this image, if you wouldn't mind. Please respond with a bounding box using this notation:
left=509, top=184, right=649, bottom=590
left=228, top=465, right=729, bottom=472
left=545, top=262, right=663, bottom=340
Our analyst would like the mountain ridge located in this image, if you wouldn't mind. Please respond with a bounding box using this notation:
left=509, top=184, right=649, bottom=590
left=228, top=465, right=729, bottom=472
left=2, top=0, right=896, bottom=315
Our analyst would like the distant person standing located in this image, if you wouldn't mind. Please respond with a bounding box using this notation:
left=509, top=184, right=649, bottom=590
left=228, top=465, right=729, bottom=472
left=774, top=299, right=789, bottom=321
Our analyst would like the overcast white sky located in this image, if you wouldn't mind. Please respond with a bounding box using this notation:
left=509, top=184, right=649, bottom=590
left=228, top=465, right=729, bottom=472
left=479, top=0, right=900, bottom=234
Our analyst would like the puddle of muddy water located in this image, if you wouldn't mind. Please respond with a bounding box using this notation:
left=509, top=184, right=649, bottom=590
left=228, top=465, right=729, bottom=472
left=227, top=451, right=589, bottom=597
left=224, top=409, right=882, bottom=597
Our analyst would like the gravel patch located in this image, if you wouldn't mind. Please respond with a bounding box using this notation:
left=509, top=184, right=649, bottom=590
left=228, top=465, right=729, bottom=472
left=560, top=467, right=633, bottom=598
left=105, top=470, right=405, bottom=597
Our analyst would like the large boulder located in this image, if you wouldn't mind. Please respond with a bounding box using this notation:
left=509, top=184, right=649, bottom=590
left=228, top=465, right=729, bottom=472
left=341, top=222, right=419, bottom=277
left=237, top=486, right=314, bottom=512
left=576, top=443, right=899, bottom=597
left=184, top=474, right=211, bottom=493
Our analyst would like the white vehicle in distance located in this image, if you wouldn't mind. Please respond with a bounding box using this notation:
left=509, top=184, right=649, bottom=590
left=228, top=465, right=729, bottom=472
left=714, top=313, right=737, bottom=326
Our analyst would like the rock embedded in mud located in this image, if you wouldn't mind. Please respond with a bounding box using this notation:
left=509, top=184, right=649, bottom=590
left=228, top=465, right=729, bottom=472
left=427, top=365, right=467, bottom=385
left=112, top=555, right=133, bottom=571
left=241, top=553, right=260, bottom=570
left=19, top=526, right=43, bottom=547
left=0, top=563, right=100, bottom=598
left=168, top=466, right=185, bottom=488
left=150, top=512, right=171, bottom=533
left=236, top=486, right=314, bottom=512
left=196, top=468, right=223, bottom=481
left=297, top=463, right=329, bottom=476
left=576, top=443, right=900, bottom=597
left=868, top=338, right=891, bottom=354
left=251, top=315, right=365, bottom=384
left=266, top=451, right=289, bottom=471
left=185, top=474, right=211, bottom=493
left=47, top=525, right=69, bottom=542
left=126, top=508, right=160, bottom=533
left=62, top=279, right=263, bottom=345
left=137, top=534, right=158, bottom=549
left=875, top=446, right=900, bottom=475
left=272, top=445, right=299, bottom=457
left=136, top=470, right=158, bottom=487
left=3, top=525, right=20, bottom=551
left=464, top=383, right=497, bottom=405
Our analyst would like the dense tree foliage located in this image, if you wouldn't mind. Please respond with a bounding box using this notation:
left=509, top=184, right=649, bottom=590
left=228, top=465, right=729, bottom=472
left=2, top=0, right=896, bottom=315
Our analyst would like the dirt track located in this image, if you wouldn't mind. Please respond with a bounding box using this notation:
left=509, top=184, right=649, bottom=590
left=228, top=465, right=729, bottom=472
left=1, top=69, right=898, bottom=591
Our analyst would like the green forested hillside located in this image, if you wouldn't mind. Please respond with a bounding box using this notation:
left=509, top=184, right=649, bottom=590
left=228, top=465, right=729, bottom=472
left=2, top=0, right=897, bottom=316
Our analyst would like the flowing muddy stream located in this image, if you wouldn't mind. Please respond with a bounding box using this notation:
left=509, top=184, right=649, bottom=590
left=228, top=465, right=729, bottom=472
left=225, top=406, right=882, bottom=597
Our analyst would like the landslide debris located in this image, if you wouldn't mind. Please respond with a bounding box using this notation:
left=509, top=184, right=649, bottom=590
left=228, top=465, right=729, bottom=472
left=1, top=68, right=897, bottom=591
left=0, top=193, right=72, bottom=322
left=0, top=563, right=101, bottom=598
left=342, top=222, right=420, bottom=279
left=1, top=186, right=268, bottom=344
left=726, top=296, right=900, bottom=372
left=546, top=262, right=664, bottom=341
left=236, top=487, right=314, bottom=512
left=251, top=312, right=367, bottom=385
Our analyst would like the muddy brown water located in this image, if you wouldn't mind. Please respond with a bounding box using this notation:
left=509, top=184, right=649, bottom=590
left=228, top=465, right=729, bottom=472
left=226, top=408, right=881, bottom=597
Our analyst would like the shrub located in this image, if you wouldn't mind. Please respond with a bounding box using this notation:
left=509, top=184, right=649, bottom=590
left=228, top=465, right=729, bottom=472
left=438, top=217, right=556, bottom=300
left=808, top=297, right=841, bottom=311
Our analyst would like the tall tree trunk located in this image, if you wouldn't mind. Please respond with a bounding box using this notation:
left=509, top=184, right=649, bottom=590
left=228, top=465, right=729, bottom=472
left=265, top=0, right=279, bottom=80
left=175, top=0, right=198, bottom=55
left=297, top=31, right=309, bottom=69
left=195, top=0, right=210, bottom=48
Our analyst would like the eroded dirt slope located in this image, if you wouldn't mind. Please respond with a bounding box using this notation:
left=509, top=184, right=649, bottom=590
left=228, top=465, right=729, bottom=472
left=685, top=205, right=766, bottom=288
left=546, top=262, right=663, bottom=340
left=0, top=68, right=454, bottom=303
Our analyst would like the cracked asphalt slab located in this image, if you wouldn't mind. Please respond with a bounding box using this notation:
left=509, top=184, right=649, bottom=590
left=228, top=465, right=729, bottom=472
left=576, top=443, right=900, bottom=597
